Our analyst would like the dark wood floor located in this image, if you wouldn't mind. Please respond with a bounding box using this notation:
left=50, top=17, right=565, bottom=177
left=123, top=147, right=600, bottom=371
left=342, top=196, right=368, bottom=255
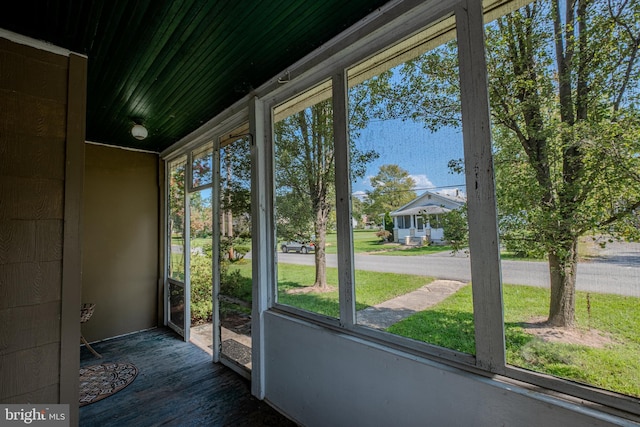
left=80, top=328, right=296, bottom=427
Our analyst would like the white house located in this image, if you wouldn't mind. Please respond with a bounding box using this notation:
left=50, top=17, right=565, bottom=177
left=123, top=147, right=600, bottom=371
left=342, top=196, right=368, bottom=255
left=391, top=190, right=465, bottom=244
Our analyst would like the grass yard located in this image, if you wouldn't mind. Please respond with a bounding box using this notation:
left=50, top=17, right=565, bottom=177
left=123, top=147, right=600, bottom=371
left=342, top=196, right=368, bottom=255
left=227, top=262, right=431, bottom=318
left=373, top=244, right=455, bottom=256
left=202, top=256, right=640, bottom=397
left=323, top=229, right=398, bottom=254
left=388, top=284, right=640, bottom=397
left=278, top=264, right=431, bottom=317
left=324, top=229, right=453, bottom=255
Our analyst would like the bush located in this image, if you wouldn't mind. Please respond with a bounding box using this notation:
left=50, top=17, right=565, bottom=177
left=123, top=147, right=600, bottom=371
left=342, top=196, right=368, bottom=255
left=375, top=229, right=391, bottom=242
left=189, top=242, right=253, bottom=324
left=190, top=251, right=213, bottom=324
left=384, top=212, right=394, bottom=235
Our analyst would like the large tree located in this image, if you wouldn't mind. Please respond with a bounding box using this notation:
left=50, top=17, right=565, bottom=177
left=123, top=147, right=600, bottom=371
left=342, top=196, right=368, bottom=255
left=365, top=164, right=417, bottom=217
left=487, top=0, right=640, bottom=326
left=385, top=0, right=640, bottom=327
left=275, top=100, right=335, bottom=289
left=274, top=81, right=382, bottom=289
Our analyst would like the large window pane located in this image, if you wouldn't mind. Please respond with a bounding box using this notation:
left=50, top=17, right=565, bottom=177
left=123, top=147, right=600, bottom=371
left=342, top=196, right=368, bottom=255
left=485, top=0, right=640, bottom=397
left=168, top=158, right=186, bottom=281
left=189, top=187, right=212, bottom=328
left=274, top=81, right=339, bottom=319
left=219, top=135, right=253, bottom=370
left=348, top=16, right=475, bottom=355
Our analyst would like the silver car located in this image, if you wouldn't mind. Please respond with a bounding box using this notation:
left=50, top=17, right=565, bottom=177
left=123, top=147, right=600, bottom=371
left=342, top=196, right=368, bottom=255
left=280, top=241, right=315, bottom=254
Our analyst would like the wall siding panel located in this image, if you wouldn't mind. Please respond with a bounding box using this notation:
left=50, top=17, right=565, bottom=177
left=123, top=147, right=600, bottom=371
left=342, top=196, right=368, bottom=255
left=0, top=261, right=61, bottom=309
left=0, top=177, right=65, bottom=220
left=0, top=35, right=84, bottom=418
left=0, top=48, right=68, bottom=102
left=0, top=342, right=61, bottom=399
left=0, top=133, right=66, bottom=180
left=0, top=301, right=61, bottom=355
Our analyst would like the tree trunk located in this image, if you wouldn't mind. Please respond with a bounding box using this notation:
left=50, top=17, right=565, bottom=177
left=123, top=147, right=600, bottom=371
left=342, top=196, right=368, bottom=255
left=313, top=206, right=329, bottom=289
left=547, top=236, right=578, bottom=327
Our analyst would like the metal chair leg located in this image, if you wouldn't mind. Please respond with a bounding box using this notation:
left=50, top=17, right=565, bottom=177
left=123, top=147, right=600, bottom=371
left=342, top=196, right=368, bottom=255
left=81, top=335, right=102, bottom=358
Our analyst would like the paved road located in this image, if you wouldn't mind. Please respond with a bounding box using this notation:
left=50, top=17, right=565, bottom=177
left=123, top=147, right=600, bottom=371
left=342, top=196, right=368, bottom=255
left=277, top=246, right=640, bottom=297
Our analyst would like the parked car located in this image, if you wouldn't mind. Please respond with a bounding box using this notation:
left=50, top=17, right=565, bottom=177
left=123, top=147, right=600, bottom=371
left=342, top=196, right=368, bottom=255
left=280, top=241, right=315, bottom=254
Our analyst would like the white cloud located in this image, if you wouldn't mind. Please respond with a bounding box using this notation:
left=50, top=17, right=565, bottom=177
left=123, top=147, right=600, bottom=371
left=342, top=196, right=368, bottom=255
left=352, top=190, right=367, bottom=200
left=409, top=174, right=434, bottom=190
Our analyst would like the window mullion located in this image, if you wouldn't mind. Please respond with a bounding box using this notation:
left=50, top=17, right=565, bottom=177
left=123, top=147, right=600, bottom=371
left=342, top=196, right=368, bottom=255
left=211, top=139, right=222, bottom=363
left=455, top=0, right=505, bottom=373
left=333, top=70, right=356, bottom=328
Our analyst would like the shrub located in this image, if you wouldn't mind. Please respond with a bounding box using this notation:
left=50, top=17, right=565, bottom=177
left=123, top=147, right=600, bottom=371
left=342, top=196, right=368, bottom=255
left=375, top=229, right=391, bottom=242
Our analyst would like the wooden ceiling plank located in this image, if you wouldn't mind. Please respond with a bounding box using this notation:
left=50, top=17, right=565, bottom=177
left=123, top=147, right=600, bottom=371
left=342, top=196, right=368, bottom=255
left=126, top=1, right=251, bottom=133
left=108, top=0, right=219, bottom=130
left=150, top=1, right=346, bottom=136
left=144, top=0, right=376, bottom=149
left=92, top=1, right=203, bottom=139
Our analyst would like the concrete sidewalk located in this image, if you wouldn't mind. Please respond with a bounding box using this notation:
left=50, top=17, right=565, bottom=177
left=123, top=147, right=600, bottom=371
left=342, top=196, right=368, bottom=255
left=357, top=279, right=468, bottom=329
left=191, top=279, right=469, bottom=355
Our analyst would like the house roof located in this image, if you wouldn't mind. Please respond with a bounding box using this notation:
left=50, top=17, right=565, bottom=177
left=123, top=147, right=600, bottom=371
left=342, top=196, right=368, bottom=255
left=392, top=205, right=453, bottom=216
left=390, top=190, right=465, bottom=217
left=0, top=0, right=389, bottom=153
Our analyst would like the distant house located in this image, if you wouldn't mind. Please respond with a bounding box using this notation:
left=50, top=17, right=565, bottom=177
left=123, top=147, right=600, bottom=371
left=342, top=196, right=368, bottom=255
left=390, top=190, right=465, bottom=244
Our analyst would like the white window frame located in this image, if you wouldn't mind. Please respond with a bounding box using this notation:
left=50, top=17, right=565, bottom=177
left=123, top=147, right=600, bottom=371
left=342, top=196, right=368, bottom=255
left=262, top=0, right=639, bottom=418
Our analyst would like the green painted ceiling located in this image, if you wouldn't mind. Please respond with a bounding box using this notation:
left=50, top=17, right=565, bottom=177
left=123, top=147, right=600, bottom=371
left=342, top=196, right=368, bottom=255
left=2, top=0, right=390, bottom=152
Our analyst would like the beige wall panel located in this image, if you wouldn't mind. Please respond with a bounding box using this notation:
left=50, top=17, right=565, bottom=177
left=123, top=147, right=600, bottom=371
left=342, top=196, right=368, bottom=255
left=0, top=342, right=60, bottom=400
left=0, top=301, right=61, bottom=356
left=0, top=133, right=66, bottom=180
left=0, top=261, right=61, bottom=309
left=82, top=144, right=159, bottom=341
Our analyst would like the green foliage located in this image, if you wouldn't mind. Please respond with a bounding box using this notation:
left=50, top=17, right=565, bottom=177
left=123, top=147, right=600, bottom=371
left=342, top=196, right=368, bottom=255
left=440, top=206, right=468, bottom=252
left=189, top=241, right=253, bottom=324
left=380, top=0, right=640, bottom=325
left=384, top=212, right=394, bottom=235
left=365, top=164, right=417, bottom=218
left=190, top=248, right=213, bottom=324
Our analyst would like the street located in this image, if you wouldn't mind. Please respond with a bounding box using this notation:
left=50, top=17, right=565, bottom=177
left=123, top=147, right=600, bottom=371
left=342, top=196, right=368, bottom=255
left=277, top=244, right=640, bottom=297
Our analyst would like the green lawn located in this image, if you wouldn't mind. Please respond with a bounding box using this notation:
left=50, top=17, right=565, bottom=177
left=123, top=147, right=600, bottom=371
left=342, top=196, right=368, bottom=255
left=324, top=229, right=453, bottom=255
left=388, top=284, right=640, bottom=398
left=208, top=257, right=640, bottom=397
left=227, top=262, right=431, bottom=318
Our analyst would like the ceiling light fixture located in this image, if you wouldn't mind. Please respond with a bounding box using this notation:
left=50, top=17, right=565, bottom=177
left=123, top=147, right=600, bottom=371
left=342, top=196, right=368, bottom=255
left=131, top=123, right=148, bottom=140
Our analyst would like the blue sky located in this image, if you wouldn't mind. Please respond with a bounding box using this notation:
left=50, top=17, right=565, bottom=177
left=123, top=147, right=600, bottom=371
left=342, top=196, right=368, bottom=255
left=351, top=118, right=466, bottom=199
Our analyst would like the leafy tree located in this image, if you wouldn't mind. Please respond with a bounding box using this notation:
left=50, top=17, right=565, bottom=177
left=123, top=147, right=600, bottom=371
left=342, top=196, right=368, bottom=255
left=274, top=100, right=336, bottom=289
left=382, top=0, right=640, bottom=327
left=384, top=212, right=394, bottom=235
left=486, top=0, right=640, bottom=326
left=274, top=82, right=381, bottom=288
left=365, top=164, right=417, bottom=217
left=440, top=205, right=468, bottom=252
